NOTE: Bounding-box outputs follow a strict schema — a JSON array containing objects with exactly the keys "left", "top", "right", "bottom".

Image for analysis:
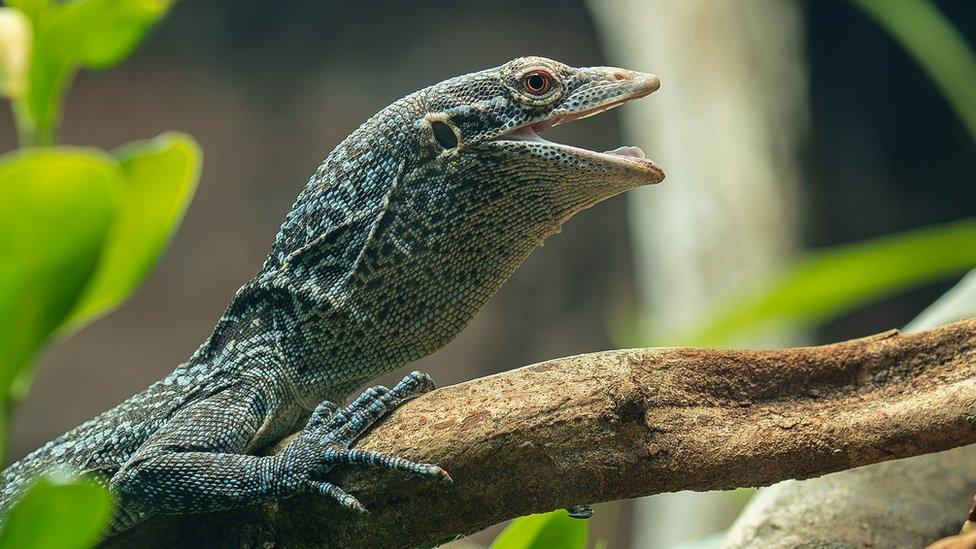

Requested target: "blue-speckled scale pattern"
[{"left": 0, "top": 56, "right": 657, "bottom": 534}]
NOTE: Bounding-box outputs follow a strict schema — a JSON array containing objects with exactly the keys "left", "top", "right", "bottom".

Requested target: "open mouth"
[{"left": 488, "top": 94, "right": 665, "bottom": 183}]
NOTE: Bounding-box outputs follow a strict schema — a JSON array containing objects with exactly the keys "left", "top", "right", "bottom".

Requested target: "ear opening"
[{"left": 425, "top": 113, "right": 461, "bottom": 149}]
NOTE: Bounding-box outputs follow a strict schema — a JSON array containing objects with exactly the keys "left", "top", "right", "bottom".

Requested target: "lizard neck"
[
  {"left": 227, "top": 191, "right": 567, "bottom": 410},
  {"left": 216, "top": 86, "right": 619, "bottom": 405}
]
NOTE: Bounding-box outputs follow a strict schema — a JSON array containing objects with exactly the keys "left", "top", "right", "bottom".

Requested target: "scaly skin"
[{"left": 0, "top": 56, "right": 663, "bottom": 534}]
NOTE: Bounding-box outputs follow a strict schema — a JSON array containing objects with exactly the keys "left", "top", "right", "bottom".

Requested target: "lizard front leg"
[
  {"left": 277, "top": 370, "right": 451, "bottom": 511},
  {"left": 110, "top": 371, "right": 447, "bottom": 530}
]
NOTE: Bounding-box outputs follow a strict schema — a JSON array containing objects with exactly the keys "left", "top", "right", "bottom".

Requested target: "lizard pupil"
[
  {"left": 522, "top": 71, "right": 552, "bottom": 95},
  {"left": 431, "top": 120, "right": 459, "bottom": 149}
]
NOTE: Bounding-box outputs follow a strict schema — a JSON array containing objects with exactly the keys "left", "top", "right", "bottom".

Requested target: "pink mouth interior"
[
  {"left": 498, "top": 98, "right": 655, "bottom": 167},
  {"left": 604, "top": 146, "right": 646, "bottom": 159}
]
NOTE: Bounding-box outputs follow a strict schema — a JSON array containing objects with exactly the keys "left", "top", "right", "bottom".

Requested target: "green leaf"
[
  {"left": 0, "top": 470, "right": 114, "bottom": 549},
  {"left": 0, "top": 8, "right": 32, "bottom": 99},
  {"left": 18, "top": 0, "right": 175, "bottom": 144},
  {"left": 850, "top": 0, "right": 976, "bottom": 144},
  {"left": 675, "top": 218, "right": 976, "bottom": 346},
  {"left": 491, "top": 510, "right": 588, "bottom": 549},
  {"left": 52, "top": 0, "right": 175, "bottom": 70},
  {"left": 3, "top": 0, "right": 54, "bottom": 25},
  {"left": 60, "top": 132, "right": 201, "bottom": 333},
  {"left": 0, "top": 148, "right": 120, "bottom": 401}
]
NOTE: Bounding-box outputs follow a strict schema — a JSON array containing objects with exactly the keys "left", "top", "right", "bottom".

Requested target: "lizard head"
[
  {"left": 419, "top": 56, "right": 664, "bottom": 207},
  {"left": 261, "top": 57, "right": 666, "bottom": 364}
]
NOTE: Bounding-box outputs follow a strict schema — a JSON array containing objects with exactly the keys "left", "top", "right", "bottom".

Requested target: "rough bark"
[
  {"left": 724, "top": 270, "right": 976, "bottom": 548},
  {"left": 105, "top": 318, "right": 976, "bottom": 549}
]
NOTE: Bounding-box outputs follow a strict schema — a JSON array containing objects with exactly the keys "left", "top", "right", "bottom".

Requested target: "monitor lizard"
[{"left": 0, "top": 56, "right": 664, "bottom": 535}]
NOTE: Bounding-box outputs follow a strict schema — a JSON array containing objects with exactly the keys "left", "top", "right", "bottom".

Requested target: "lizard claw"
[
  {"left": 566, "top": 504, "right": 593, "bottom": 519},
  {"left": 281, "top": 371, "right": 448, "bottom": 513}
]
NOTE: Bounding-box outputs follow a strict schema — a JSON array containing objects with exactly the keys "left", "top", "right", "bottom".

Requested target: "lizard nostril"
[{"left": 612, "top": 71, "right": 630, "bottom": 81}]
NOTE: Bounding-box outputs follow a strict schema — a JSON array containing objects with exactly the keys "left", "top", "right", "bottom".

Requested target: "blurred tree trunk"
[{"left": 587, "top": 0, "right": 808, "bottom": 546}]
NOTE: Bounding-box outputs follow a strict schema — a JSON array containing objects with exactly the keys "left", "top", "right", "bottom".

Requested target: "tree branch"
[
  {"left": 105, "top": 319, "right": 976, "bottom": 548},
  {"left": 724, "top": 270, "right": 976, "bottom": 548}
]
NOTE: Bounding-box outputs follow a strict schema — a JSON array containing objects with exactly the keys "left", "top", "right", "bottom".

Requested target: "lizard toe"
[
  {"left": 333, "top": 448, "right": 451, "bottom": 482},
  {"left": 389, "top": 371, "right": 436, "bottom": 400},
  {"left": 308, "top": 480, "right": 368, "bottom": 513}
]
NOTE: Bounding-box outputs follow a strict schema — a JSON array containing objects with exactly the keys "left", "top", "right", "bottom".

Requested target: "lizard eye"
[{"left": 522, "top": 70, "right": 553, "bottom": 95}]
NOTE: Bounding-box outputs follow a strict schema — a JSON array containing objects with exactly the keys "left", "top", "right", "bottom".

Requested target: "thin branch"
[{"left": 105, "top": 319, "right": 976, "bottom": 549}]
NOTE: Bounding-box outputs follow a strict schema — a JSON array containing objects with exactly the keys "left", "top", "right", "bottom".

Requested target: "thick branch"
[
  {"left": 724, "top": 270, "right": 976, "bottom": 548},
  {"left": 107, "top": 319, "right": 976, "bottom": 548}
]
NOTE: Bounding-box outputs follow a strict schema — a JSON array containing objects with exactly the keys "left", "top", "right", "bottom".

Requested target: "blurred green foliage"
[
  {"left": 852, "top": 0, "right": 976, "bottom": 144},
  {"left": 0, "top": 471, "right": 113, "bottom": 549},
  {"left": 58, "top": 133, "right": 200, "bottom": 336},
  {"left": 670, "top": 218, "right": 976, "bottom": 347},
  {"left": 491, "top": 510, "right": 588, "bottom": 549},
  {"left": 3, "top": 133, "right": 201, "bottom": 406},
  {"left": 0, "top": 148, "right": 119, "bottom": 411},
  {"left": 4, "top": 0, "right": 175, "bottom": 145},
  {"left": 0, "top": 0, "right": 190, "bottom": 545}
]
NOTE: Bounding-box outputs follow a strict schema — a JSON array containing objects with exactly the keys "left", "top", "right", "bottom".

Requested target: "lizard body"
[{"left": 0, "top": 57, "right": 663, "bottom": 534}]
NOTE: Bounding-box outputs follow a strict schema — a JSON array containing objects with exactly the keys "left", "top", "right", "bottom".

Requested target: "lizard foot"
[{"left": 281, "top": 371, "right": 449, "bottom": 512}]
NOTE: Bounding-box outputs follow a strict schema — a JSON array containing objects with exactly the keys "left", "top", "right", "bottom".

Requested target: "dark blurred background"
[
  {"left": 2, "top": 1, "right": 974, "bottom": 547},
  {"left": 807, "top": 0, "right": 976, "bottom": 339}
]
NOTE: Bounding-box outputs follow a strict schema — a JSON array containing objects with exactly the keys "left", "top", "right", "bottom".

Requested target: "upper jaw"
[
  {"left": 488, "top": 68, "right": 665, "bottom": 184},
  {"left": 543, "top": 69, "right": 660, "bottom": 128}
]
